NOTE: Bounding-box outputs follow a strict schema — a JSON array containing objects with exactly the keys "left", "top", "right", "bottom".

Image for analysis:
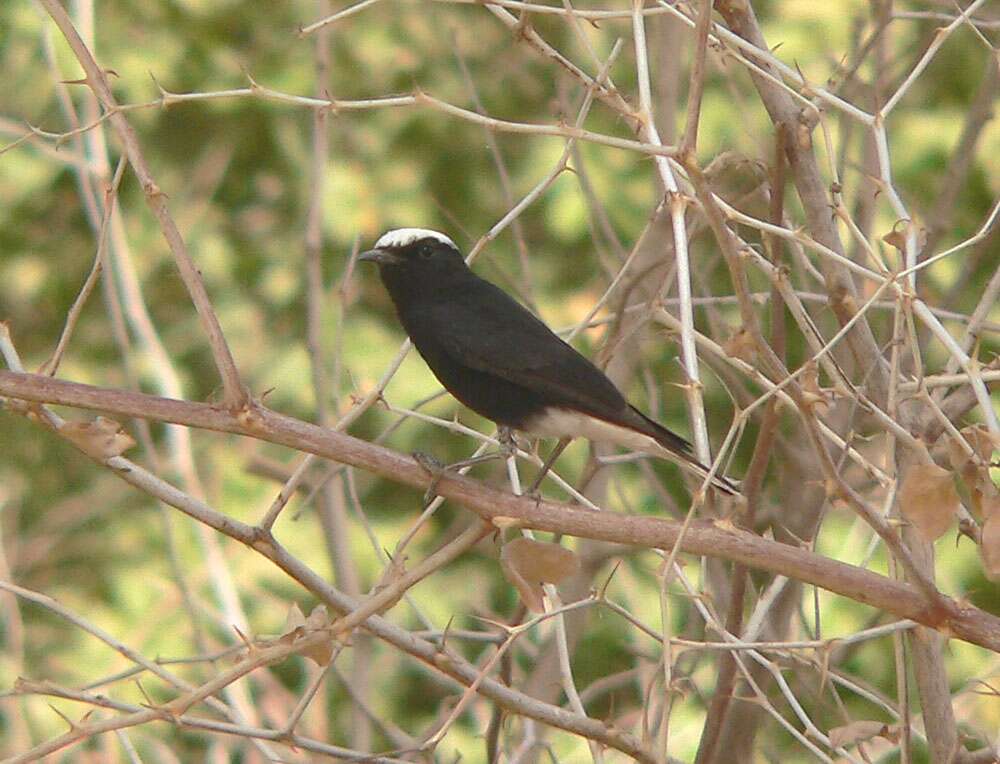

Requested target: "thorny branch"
[{"left": 3, "top": 0, "right": 999, "bottom": 761}]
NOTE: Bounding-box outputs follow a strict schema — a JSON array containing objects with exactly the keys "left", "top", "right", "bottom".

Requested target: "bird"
[{"left": 360, "top": 227, "right": 738, "bottom": 496}]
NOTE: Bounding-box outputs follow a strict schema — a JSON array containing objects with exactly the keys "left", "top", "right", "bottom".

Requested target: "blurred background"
[{"left": 1, "top": 0, "right": 998, "bottom": 761}]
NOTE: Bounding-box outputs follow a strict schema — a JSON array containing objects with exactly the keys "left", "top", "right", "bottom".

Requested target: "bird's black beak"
[{"left": 359, "top": 248, "right": 402, "bottom": 265}]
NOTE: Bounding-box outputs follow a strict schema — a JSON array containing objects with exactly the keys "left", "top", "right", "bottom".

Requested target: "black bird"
[{"left": 360, "top": 228, "right": 737, "bottom": 495}]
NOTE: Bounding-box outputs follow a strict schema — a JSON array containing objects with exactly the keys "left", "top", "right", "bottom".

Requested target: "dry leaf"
[
  {"left": 491, "top": 516, "right": 524, "bottom": 531},
  {"left": 59, "top": 417, "right": 136, "bottom": 459},
  {"left": 298, "top": 605, "right": 335, "bottom": 666},
  {"left": 279, "top": 603, "right": 306, "bottom": 644},
  {"left": 947, "top": 434, "right": 971, "bottom": 474},
  {"left": 300, "top": 639, "right": 334, "bottom": 667},
  {"left": 800, "top": 360, "right": 830, "bottom": 415},
  {"left": 500, "top": 538, "right": 580, "bottom": 612},
  {"left": 948, "top": 425, "right": 999, "bottom": 518},
  {"left": 723, "top": 326, "right": 756, "bottom": 364},
  {"left": 949, "top": 425, "right": 999, "bottom": 493},
  {"left": 882, "top": 219, "right": 916, "bottom": 254},
  {"left": 960, "top": 424, "right": 998, "bottom": 463},
  {"left": 304, "top": 604, "right": 329, "bottom": 630},
  {"left": 980, "top": 490, "right": 1000, "bottom": 520},
  {"left": 828, "top": 720, "right": 891, "bottom": 748},
  {"left": 881, "top": 227, "right": 906, "bottom": 252},
  {"left": 970, "top": 481, "right": 1000, "bottom": 520},
  {"left": 980, "top": 511, "right": 1000, "bottom": 582},
  {"left": 899, "top": 463, "right": 960, "bottom": 542},
  {"left": 279, "top": 603, "right": 334, "bottom": 664}
]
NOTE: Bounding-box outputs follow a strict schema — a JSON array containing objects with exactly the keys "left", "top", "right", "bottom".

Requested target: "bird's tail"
[{"left": 628, "top": 406, "right": 740, "bottom": 496}]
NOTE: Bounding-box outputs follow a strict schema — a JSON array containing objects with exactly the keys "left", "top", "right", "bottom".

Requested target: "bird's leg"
[
  {"left": 412, "top": 451, "right": 449, "bottom": 504},
  {"left": 526, "top": 437, "right": 571, "bottom": 496},
  {"left": 412, "top": 450, "right": 504, "bottom": 504},
  {"left": 497, "top": 425, "right": 524, "bottom": 496},
  {"left": 496, "top": 425, "right": 518, "bottom": 459},
  {"left": 413, "top": 428, "right": 521, "bottom": 503}
]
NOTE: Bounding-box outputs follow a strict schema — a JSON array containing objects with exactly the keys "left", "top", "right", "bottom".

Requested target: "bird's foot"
[
  {"left": 413, "top": 448, "right": 510, "bottom": 504},
  {"left": 496, "top": 425, "right": 518, "bottom": 459},
  {"left": 524, "top": 487, "right": 545, "bottom": 509},
  {"left": 413, "top": 451, "right": 448, "bottom": 504},
  {"left": 412, "top": 451, "right": 446, "bottom": 474}
]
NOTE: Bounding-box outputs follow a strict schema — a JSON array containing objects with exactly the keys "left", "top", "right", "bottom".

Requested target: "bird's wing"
[{"left": 422, "top": 278, "right": 627, "bottom": 417}]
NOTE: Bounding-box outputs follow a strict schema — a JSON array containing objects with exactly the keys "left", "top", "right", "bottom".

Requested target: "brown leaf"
[
  {"left": 304, "top": 604, "right": 329, "bottom": 630},
  {"left": 279, "top": 604, "right": 334, "bottom": 664},
  {"left": 828, "top": 720, "right": 891, "bottom": 748},
  {"left": 500, "top": 538, "right": 580, "bottom": 612},
  {"left": 799, "top": 360, "right": 830, "bottom": 415},
  {"left": 59, "top": 417, "right": 136, "bottom": 459},
  {"left": 948, "top": 426, "right": 999, "bottom": 518},
  {"left": 980, "top": 511, "right": 1000, "bottom": 582},
  {"left": 881, "top": 228, "right": 906, "bottom": 252},
  {"left": 283, "top": 602, "right": 305, "bottom": 630},
  {"left": 947, "top": 435, "right": 970, "bottom": 474},
  {"left": 723, "top": 326, "right": 756, "bottom": 364},
  {"left": 961, "top": 425, "right": 998, "bottom": 463},
  {"left": 970, "top": 481, "right": 1000, "bottom": 520},
  {"left": 491, "top": 516, "right": 525, "bottom": 531},
  {"left": 300, "top": 636, "right": 335, "bottom": 667},
  {"left": 881, "top": 219, "right": 914, "bottom": 254},
  {"left": 279, "top": 603, "right": 306, "bottom": 644},
  {"left": 981, "top": 491, "right": 1000, "bottom": 520},
  {"left": 900, "top": 463, "right": 960, "bottom": 542},
  {"left": 948, "top": 426, "right": 999, "bottom": 492}
]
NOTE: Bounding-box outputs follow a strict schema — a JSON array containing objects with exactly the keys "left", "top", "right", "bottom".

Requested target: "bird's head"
[{"left": 359, "top": 228, "right": 464, "bottom": 272}]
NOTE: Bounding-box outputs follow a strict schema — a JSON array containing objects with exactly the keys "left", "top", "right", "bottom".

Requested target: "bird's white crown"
[{"left": 374, "top": 228, "right": 456, "bottom": 250}]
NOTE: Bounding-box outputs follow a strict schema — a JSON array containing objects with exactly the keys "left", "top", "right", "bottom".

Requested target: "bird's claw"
[
  {"left": 496, "top": 425, "right": 519, "bottom": 459},
  {"left": 413, "top": 450, "right": 445, "bottom": 475},
  {"left": 413, "top": 451, "right": 447, "bottom": 504}
]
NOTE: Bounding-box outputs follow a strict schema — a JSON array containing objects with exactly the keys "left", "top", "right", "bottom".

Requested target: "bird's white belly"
[
  {"left": 521, "top": 407, "right": 739, "bottom": 495},
  {"left": 522, "top": 407, "right": 661, "bottom": 453}
]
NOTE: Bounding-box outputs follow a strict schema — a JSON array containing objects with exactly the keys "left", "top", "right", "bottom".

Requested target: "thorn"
[
  {"left": 233, "top": 624, "right": 255, "bottom": 653},
  {"left": 149, "top": 72, "right": 170, "bottom": 103},
  {"left": 440, "top": 614, "right": 455, "bottom": 651},
  {"left": 322, "top": 88, "right": 338, "bottom": 113},
  {"left": 134, "top": 679, "right": 155, "bottom": 709},
  {"left": 47, "top": 703, "right": 77, "bottom": 732},
  {"left": 242, "top": 67, "right": 261, "bottom": 89},
  {"left": 466, "top": 613, "right": 514, "bottom": 636},
  {"left": 597, "top": 560, "right": 622, "bottom": 600}
]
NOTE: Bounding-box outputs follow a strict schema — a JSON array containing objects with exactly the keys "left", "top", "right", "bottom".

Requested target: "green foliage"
[{"left": 1, "top": 0, "right": 998, "bottom": 761}]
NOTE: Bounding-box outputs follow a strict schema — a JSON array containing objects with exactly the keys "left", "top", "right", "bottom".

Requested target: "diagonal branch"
[{"left": 2, "top": 369, "right": 999, "bottom": 653}]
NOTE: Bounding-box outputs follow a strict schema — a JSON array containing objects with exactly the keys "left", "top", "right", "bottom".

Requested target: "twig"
[
  {"left": 632, "top": 0, "right": 711, "bottom": 462},
  {"left": 38, "top": 154, "right": 128, "bottom": 377},
  {"left": 679, "top": 0, "right": 713, "bottom": 156}
]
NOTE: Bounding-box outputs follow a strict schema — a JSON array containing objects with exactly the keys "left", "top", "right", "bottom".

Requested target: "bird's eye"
[{"left": 419, "top": 244, "right": 434, "bottom": 259}]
